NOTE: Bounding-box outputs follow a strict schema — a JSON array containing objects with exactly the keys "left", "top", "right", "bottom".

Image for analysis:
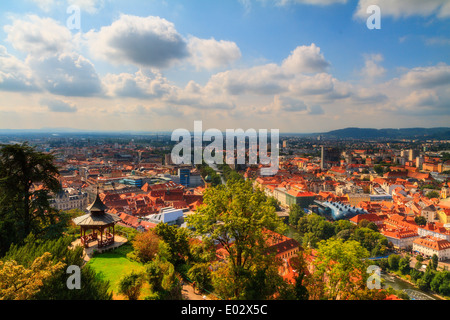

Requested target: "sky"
[{"left": 0, "top": 0, "right": 449, "bottom": 133}]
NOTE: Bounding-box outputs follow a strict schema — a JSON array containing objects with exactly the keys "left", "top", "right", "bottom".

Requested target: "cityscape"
[{"left": 0, "top": 0, "right": 450, "bottom": 313}]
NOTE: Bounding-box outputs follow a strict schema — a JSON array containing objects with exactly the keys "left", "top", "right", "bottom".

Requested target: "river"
[
  {"left": 381, "top": 273, "right": 440, "bottom": 300},
  {"left": 283, "top": 226, "right": 440, "bottom": 300}
]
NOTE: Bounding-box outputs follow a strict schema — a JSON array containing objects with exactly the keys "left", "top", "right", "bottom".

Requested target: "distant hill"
[{"left": 322, "top": 127, "right": 450, "bottom": 140}]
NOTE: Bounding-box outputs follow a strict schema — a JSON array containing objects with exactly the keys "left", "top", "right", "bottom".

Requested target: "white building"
[
  {"left": 50, "top": 188, "right": 88, "bottom": 212},
  {"left": 418, "top": 223, "right": 450, "bottom": 241},
  {"left": 413, "top": 236, "right": 450, "bottom": 261},
  {"left": 145, "top": 207, "right": 184, "bottom": 226}
]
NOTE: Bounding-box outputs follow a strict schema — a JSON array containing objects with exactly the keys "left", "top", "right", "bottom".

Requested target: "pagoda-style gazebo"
[{"left": 73, "top": 192, "right": 121, "bottom": 249}]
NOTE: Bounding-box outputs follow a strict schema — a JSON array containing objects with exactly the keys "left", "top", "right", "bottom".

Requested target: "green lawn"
[{"left": 87, "top": 243, "right": 149, "bottom": 299}]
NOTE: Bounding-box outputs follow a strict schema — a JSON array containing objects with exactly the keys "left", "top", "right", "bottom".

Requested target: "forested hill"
[{"left": 322, "top": 127, "right": 450, "bottom": 140}]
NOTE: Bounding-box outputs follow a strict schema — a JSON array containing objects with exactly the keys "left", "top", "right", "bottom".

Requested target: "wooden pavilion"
[{"left": 73, "top": 191, "right": 122, "bottom": 248}]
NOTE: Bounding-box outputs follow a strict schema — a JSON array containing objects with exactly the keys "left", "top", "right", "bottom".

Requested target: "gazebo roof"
[
  {"left": 73, "top": 190, "right": 121, "bottom": 227},
  {"left": 73, "top": 212, "right": 121, "bottom": 226},
  {"left": 87, "top": 193, "right": 109, "bottom": 213}
]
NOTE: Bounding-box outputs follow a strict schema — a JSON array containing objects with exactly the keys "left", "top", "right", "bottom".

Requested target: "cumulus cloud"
[
  {"left": 103, "top": 69, "right": 174, "bottom": 98},
  {"left": 0, "top": 46, "right": 38, "bottom": 92},
  {"left": 398, "top": 64, "right": 450, "bottom": 89},
  {"left": 187, "top": 36, "right": 241, "bottom": 70},
  {"left": 207, "top": 63, "right": 289, "bottom": 96},
  {"left": 282, "top": 43, "right": 330, "bottom": 74},
  {"left": 360, "top": 54, "right": 386, "bottom": 80},
  {"left": 274, "top": 95, "right": 308, "bottom": 112},
  {"left": 261, "top": 95, "right": 325, "bottom": 115},
  {"left": 354, "top": 0, "right": 450, "bottom": 19},
  {"left": 30, "top": 0, "right": 59, "bottom": 12},
  {"left": 165, "top": 80, "right": 236, "bottom": 111},
  {"left": 28, "top": 52, "right": 103, "bottom": 97},
  {"left": 2, "top": 15, "right": 104, "bottom": 97},
  {"left": 4, "top": 15, "right": 73, "bottom": 56},
  {"left": 204, "top": 43, "right": 333, "bottom": 98},
  {"left": 86, "top": 15, "right": 189, "bottom": 69},
  {"left": 40, "top": 97, "right": 78, "bottom": 112},
  {"left": 288, "top": 73, "right": 335, "bottom": 95}
]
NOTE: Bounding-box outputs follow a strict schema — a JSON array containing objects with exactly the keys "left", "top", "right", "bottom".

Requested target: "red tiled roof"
[{"left": 413, "top": 236, "right": 450, "bottom": 251}]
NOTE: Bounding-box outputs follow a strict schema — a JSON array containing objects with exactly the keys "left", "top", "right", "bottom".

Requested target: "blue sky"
[{"left": 0, "top": 0, "right": 449, "bottom": 132}]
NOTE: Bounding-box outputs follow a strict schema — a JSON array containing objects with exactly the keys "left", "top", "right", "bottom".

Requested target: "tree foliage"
[
  {"left": 186, "top": 179, "right": 286, "bottom": 299},
  {"left": 0, "top": 143, "right": 64, "bottom": 255},
  {"left": 145, "top": 256, "right": 182, "bottom": 300},
  {"left": 0, "top": 252, "right": 65, "bottom": 300},
  {"left": 307, "top": 238, "right": 372, "bottom": 300},
  {"left": 118, "top": 271, "right": 143, "bottom": 300},
  {"left": 130, "top": 229, "right": 162, "bottom": 263},
  {"left": 2, "top": 234, "right": 112, "bottom": 300},
  {"left": 154, "top": 223, "right": 191, "bottom": 266}
]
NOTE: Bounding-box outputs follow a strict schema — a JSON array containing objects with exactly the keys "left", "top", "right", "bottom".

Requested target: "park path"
[{"left": 181, "top": 282, "right": 211, "bottom": 300}]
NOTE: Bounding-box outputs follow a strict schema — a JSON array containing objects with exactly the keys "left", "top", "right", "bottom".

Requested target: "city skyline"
[{"left": 0, "top": 0, "right": 449, "bottom": 132}]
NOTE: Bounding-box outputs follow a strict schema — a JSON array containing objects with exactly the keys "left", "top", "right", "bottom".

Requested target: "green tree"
[
  {"left": 415, "top": 260, "right": 423, "bottom": 271},
  {"left": 130, "top": 229, "right": 161, "bottom": 263},
  {"left": 426, "top": 191, "right": 440, "bottom": 199},
  {"left": 288, "top": 204, "right": 304, "bottom": 226},
  {"left": 410, "top": 268, "right": 422, "bottom": 283},
  {"left": 290, "top": 255, "right": 309, "bottom": 300},
  {"left": 187, "top": 263, "right": 212, "bottom": 293},
  {"left": 399, "top": 255, "right": 411, "bottom": 275},
  {"left": 155, "top": 223, "right": 191, "bottom": 265},
  {"left": 118, "top": 271, "right": 143, "bottom": 300},
  {"left": 350, "top": 227, "right": 388, "bottom": 257},
  {"left": 388, "top": 254, "right": 401, "bottom": 271},
  {"left": 297, "top": 214, "right": 335, "bottom": 248},
  {"left": 414, "top": 216, "right": 427, "bottom": 226},
  {"left": 186, "top": 179, "right": 286, "bottom": 299},
  {"left": 309, "top": 239, "right": 370, "bottom": 300},
  {"left": 2, "top": 234, "right": 112, "bottom": 300},
  {"left": 0, "top": 143, "right": 63, "bottom": 255},
  {"left": 430, "top": 271, "right": 450, "bottom": 296},
  {"left": 374, "top": 165, "right": 384, "bottom": 175},
  {"left": 0, "top": 252, "right": 65, "bottom": 300},
  {"left": 145, "top": 256, "right": 182, "bottom": 300},
  {"left": 431, "top": 254, "right": 439, "bottom": 270}
]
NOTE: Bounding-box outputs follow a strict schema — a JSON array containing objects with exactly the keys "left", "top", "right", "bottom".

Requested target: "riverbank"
[{"left": 384, "top": 271, "right": 445, "bottom": 300}]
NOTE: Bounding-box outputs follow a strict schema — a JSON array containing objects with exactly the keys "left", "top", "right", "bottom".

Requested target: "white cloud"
[
  {"left": 85, "top": 15, "right": 189, "bottom": 69},
  {"left": 28, "top": 52, "right": 103, "bottom": 96},
  {"left": 40, "top": 97, "right": 78, "bottom": 112},
  {"left": 400, "top": 90, "right": 439, "bottom": 109},
  {"left": 0, "top": 46, "right": 37, "bottom": 92},
  {"left": 102, "top": 69, "right": 174, "bottom": 98},
  {"left": 274, "top": 95, "right": 308, "bottom": 112},
  {"left": 67, "top": 0, "right": 104, "bottom": 14},
  {"left": 207, "top": 63, "right": 289, "bottom": 96},
  {"left": 360, "top": 54, "right": 386, "bottom": 80},
  {"left": 288, "top": 73, "right": 335, "bottom": 95},
  {"left": 4, "top": 15, "right": 73, "bottom": 56},
  {"left": 282, "top": 43, "right": 330, "bottom": 74},
  {"left": 187, "top": 36, "right": 241, "bottom": 70},
  {"left": 205, "top": 43, "right": 331, "bottom": 97},
  {"left": 30, "top": 0, "right": 59, "bottom": 12},
  {"left": 354, "top": 0, "right": 450, "bottom": 20},
  {"left": 398, "top": 64, "right": 450, "bottom": 88}
]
